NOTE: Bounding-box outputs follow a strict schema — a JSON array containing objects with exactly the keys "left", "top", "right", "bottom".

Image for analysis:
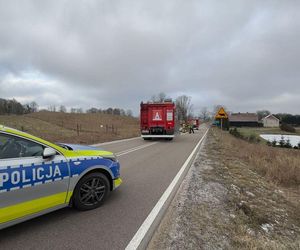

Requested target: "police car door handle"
[{"left": 74, "top": 161, "right": 81, "bottom": 166}]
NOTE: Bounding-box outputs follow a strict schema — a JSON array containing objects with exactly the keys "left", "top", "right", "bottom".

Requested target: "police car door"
[{"left": 0, "top": 132, "right": 70, "bottom": 226}]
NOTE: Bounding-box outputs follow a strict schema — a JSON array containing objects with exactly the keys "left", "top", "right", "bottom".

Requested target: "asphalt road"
[{"left": 0, "top": 126, "right": 207, "bottom": 250}]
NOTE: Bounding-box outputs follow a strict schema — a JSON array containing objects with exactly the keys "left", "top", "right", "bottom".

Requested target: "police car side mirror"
[{"left": 43, "top": 147, "right": 56, "bottom": 159}]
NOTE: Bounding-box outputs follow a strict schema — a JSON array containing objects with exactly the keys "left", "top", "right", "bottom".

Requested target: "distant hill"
[{"left": 0, "top": 111, "right": 139, "bottom": 144}]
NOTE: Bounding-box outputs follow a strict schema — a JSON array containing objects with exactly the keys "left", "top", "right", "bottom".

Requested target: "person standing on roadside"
[{"left": 189, "top": 123, "right": 194, "bottom": 134}]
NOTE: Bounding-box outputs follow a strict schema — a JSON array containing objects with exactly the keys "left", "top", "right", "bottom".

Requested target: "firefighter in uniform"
[{"left": 189, "top": 122, "right": 194, "bottom": 134}]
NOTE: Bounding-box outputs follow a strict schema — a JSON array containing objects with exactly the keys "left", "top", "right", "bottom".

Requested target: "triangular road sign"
[
  {"left": 215, "top": 107, "right": 228, "bottom": 119},
  {"left": 153, "top": 111, "right": 162, "bottom": 121}
]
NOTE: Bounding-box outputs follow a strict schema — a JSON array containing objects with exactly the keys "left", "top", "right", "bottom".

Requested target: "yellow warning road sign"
[{"left": 215, "top": 107, "right": 228, "bottom": 119}]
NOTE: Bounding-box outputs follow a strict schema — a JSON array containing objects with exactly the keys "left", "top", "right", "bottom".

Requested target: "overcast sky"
[{"left": 0, "top": 0, "right": 299, "bottom": 115}]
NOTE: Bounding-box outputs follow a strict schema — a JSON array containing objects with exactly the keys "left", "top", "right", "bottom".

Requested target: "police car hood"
[
  {"left": 58, "top": 143, "right": 102, "bottom": 151},
  {"left": 57, "top": 143, "right": 114, "bottom": 157}
]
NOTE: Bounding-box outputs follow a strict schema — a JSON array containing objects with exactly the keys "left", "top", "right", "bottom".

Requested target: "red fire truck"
[{"left": 140, "top": 100, "right": 175, "bottom": 140}]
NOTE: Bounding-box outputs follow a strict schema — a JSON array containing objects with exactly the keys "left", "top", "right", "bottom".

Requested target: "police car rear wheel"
[{"left": 73, "top": 173, "right": 110, "bottom": 211}]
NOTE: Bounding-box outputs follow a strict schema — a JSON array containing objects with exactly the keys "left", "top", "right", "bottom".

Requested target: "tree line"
[
  {"left": 0, "top": 98, "right": 38, "bottom": 115},
  {"left": 86, "top": 107, "right": 133, "bottom": 117},
  {"left": 275, "top": 113, "right": 300, "bottom": 126},
  {"left": 256, "top": 110, "right": 300, "bottom": 126},
  {"left": 0, "top": 98, "right": 133, "bottom": 117}
]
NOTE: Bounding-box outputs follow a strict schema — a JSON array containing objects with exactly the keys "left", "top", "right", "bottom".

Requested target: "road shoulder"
[{"left": 148, "top": 128, "right": 300, "bottom": 249}]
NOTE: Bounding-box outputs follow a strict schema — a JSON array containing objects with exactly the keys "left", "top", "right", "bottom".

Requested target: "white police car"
[{"left": 0, "top": 125, "right": 122, "bottom": 230}]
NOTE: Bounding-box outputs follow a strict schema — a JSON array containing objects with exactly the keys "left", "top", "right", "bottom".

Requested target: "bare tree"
[
  {"left": 126, "top": 109, "right": 133, "bottom": 117},
  {"left": 29, "top": 101, "right": 38, "bottom": 112},
  {"left": 48, "top": 105, "right": 56, "bottom": 112},
  {"left": 59, "top": 105, "right": 67, "bottom": 113},
  {"left": 113, "top": 108, "right": 121, "bottom": 115},
  {"left": 176, "top": 95, "right": 193, "bottom": 122},
  {"left": 86, "top": 107, "right": 98, "bottom": 113},
  {"left": 200, "top": 107, "right": 209, "bottom": 121},
  {"left": 120, "top": 109, "right": 126, "bottom": 116},
  {"left": 76, "top": 108, "right": 83, "bottom": 113},
  {"left": 151, "top": 92, "right": 167, "bottom": 102},
  {"left": 257, "top": 110, "right": 271, "bottom": 120}
]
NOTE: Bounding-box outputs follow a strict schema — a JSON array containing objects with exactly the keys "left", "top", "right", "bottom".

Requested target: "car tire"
[{"left": 73, "top": 172, "right": 110, "bottom": 211}]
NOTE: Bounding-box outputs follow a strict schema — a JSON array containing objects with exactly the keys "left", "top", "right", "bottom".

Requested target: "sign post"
[
  {"left": 215, "top": 107, "right": 228, "bottom": 130},
  {"left": 221, "top": 118, "right": 223, "bottom": 130}
]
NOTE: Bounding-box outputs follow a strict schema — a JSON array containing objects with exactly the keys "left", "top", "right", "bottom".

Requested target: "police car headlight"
[{"left": 103, "top": 154, "right": 118, "bottom": 162}]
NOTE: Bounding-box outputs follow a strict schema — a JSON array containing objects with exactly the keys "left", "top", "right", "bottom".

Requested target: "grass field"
[{"left": 0, "top": 111, "right": 139, "bottom": 144}]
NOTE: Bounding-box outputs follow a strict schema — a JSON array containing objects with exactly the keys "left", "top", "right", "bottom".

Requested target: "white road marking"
[
  {"left": 125, "top": 128, "right": 209, "bottom": 250},
  {"left": 91, "top": 137, "right": 140, "bottom": 147},
  {"left": 116, "top": 142, "right": 158, "bottom": 157}
]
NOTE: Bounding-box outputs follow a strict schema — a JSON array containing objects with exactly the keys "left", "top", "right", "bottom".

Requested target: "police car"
[{"left": 0, "top": 125, "right": 122, "bottom": 230}]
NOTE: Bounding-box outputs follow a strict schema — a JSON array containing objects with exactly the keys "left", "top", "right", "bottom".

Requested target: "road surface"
[{"left": 0, "top": 125, "right": 207, "bottom": 250}]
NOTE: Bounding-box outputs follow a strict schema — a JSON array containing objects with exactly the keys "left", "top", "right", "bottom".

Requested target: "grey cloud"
[{"left": 0, "top": 0, "right": 299, "bottom": 114}]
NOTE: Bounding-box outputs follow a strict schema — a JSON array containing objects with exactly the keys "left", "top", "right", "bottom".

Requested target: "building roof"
[
  {"left": 229, "top": 113, "right": 258, "bottom": 122},
  {"left": 262, "top": 114, "right": 280, "bottom": 121}
]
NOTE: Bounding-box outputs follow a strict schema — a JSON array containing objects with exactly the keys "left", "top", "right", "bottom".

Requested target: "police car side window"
[{"left": 0, "top": 134, "right": 45, "bottom": 159}]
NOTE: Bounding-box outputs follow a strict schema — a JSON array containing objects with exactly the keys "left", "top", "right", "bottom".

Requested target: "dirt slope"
[{"left": 0, "top": 111, "right": 139, "bottom": 144}]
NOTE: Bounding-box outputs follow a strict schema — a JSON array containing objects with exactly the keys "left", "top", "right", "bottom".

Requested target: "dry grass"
[
  {"left": 211, "top": 128, "right": 300, "bottom": 249},
  {"left": 220, "top": 128, "right": 300, "bottom": 187},
  {"left": 149, "top": 128, "right": 300, "bottom": 249},
  {"left": 0, "top": 112, "right": 139, "bottom": 144}
]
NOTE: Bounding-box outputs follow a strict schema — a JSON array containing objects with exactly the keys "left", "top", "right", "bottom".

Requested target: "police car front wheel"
[{"left": 73, "top": 172, "right": 110, "bottom": 211}]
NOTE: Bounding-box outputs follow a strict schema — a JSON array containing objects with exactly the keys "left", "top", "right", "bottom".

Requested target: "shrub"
[
  {"left": 248, "top": 134, "right": 256, "bottom": 143},
  {"left": 280, "top": 123, "right": 296, "bottom": 133},
  {"left": 279, "top": 136, "right": 286, "bottom": 147},
  {"left": 284, "top": 139, "right": 292, "bottom": 148},
  {"left": 271, "top": 139, "right": 277, "bottom": 147},
  {"left": 230, "top": 128, "right": 241, "bottom": 138},
  {"left": 229, "top": 128, "right": 261, "bottom": 144}
]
